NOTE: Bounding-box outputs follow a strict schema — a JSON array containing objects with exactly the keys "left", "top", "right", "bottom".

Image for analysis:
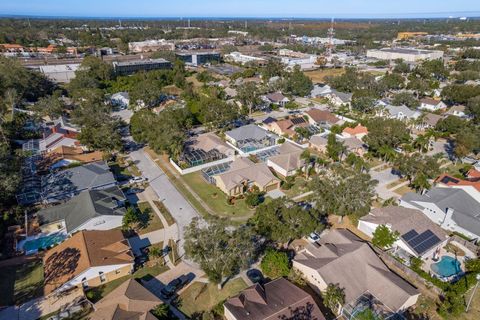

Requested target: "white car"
[
  {"left": 307, "top": 232, "right": 320, "bottom": 243},
  {"left": 129, "top": 176, "right": 147, "bottom": 184}
]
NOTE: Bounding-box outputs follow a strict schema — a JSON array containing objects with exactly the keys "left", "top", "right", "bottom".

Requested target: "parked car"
[
  {"left": 160, "top": 273, "right": 195, "bottom": 298},
  {"left": 129, "top": 176, "right": 147, "bottom": 184},
  {"left": 307, "top": 232, "right": 320, "bottom": 243},
  {"left": 126, "top": 187, "right": 143, "bottom": 195}
]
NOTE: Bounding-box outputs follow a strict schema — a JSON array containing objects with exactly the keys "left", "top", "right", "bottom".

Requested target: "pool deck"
[
  {"left": 17, "top": 230, "right": 67, "bottom": 254},
  {"left": 422, "top": 247, "right": 468, "bottom": 281}
]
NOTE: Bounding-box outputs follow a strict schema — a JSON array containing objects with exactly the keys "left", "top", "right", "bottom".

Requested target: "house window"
[
  {"left": 81, "top": 277, "right": 88, "bottom": 289},
  {"left": 99, "top": 271, "right": 106, "bottom": 283}
]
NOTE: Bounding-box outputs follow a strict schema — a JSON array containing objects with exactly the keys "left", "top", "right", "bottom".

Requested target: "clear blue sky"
[{"left": 1, "top": 0, "right": 479, "bottom": 18}]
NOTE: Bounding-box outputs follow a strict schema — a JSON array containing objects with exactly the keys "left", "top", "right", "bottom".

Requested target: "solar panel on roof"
[
  {"left": 405, "top": 230, "right": 441, "bottom": 255},
  {"left": 441, "top": 176, "right": 459, "bottom": 184},
  {"left": 291, "top": 117, "right": 307, "bottom": 125},
  {"left": 401, "top": 230, "right": 418, "bottom": 242}
]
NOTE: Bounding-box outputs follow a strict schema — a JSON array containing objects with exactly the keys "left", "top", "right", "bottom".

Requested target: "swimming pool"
[
  {"left": 431, "top": 256, "right": 462, "bottom": 277},
  {"left": 22, "top": 232, "right": 67, "bottom": 254}
]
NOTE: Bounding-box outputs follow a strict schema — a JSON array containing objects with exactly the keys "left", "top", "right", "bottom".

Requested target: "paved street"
[{"left": 129, "top": 148, "right": 200, "bottom": 258}]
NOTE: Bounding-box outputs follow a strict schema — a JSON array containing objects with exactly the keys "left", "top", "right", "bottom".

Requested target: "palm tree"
[
  {"left": 322, "top": 283, "right": 346, "bottom": 314},
  {"left": 300, "top": 150, "right": 315, "bottom": 179},
  {"left": 414, "top": 135, "right": 429, "bottom": 153}
]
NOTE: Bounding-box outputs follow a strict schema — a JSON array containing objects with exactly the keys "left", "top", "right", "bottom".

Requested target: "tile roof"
[
  {"left": 37, "top": 186, "right": 126, "bottom": 233},
  {"left": 90, "top": 279, "right": 161, "bottom": 320},
  {"left": 435, "top": 174, "right": 480, "bottom": 192},
  {"left": 342, "top": 124, "right": 368, "bottom": 136},
  {"left": 294, "top": 229, "right": 418, "bottom": 311},
  {"left": 43, "top": 230, "right": 133, "bottom": 294},
  {"left": 224, "top": 278, "right": 325, "bottom": 320}
]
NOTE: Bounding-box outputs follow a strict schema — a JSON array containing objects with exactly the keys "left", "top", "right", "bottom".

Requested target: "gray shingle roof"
[
  {"left": 41, "top": 161, "right": 116, "bottom": 202},
  {"left": 37, "top": 186, "right": 126, "bottom": 233},
  {"left": 401, "top": 188, "right": 480, "bottom": 237},
  {"left": 225, "top": 124, "right": 276, "bottom": 142}
]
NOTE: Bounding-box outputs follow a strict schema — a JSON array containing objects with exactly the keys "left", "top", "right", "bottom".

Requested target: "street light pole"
[{"left": 466, "top": 274, "right": 480, "bottom": 312}]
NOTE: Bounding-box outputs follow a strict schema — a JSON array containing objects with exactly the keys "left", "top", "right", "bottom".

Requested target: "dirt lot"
[{"left": 304, "top": 68, "right": 345, "bottom": 83}]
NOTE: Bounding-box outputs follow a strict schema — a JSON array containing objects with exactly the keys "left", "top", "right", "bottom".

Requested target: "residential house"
[
  {"left": 264, "top": 116, "right": 310, "bottom": 138},
  {"left": 224, "top": 277, "right": 325, "bottom": 320},
  {"left": 435, "top": 172, "right": 480, "bottom": 192},
  {"left": 341, "top": 124, "right": 368, "bottom": 140},
  {"left": 267, "top": 142, "right": 306, "bottom": 177},
  {"left": 182, "top": 132, "right": 235, "bottom": 167},
  {"left": 310, "top": 84, "right": 332, "bottom": 98},
  {"left": 264, "top": 92, "right": 290, "bottom": 107},
  {"left": 309, "top": 135, "right": 328, "bottom": 153},
  {"left": 224, "top": 87, "right": 238, "bottom": 99},
  {"left": 41, "top": 161, "right": 117, "bottom": 203},
  {"left": 377, "top": 104, "right": 421, "bottom": 121},
  {"left": 358, "top": 206, "right": 448, "bottom": 259},
  {"left": 340, "top": 137, "right": 368, "bottom": 157},
  {"left": 90, "top": 279, "right": 161, "bottom": 320},
  {"left": 419, "top": 113, "right": 443, "bottom": 130},
  {"left": 22, "top": 117, "right": 81, "bottom": 155},
  {"left": 418, "top": 98, "right": 447, "bottom": 112},
  {"left": 446, "top": 105, "right": 467, "bottom": 118},
  {"left": 225, "top": 125, "right": 278, "bottom": 153},
  {"left": 43, "top": 230, "right": 134, "bottom": 294},
  {"left": 36, "top": 186, "right": 126, "bottom": 235},
  {"left": 324, "top": 89, "right": 352, "bottom": 107},
  {"left": 38, "top": 146, "right": 104, "bottom": 171},
  {"left": 305, "top": 109, "right": 342, "bottom": 128},
  {"left": 213, "top": 158, "right": 280, "bottom": 196},
  {"left": 400, "top": 187, "right": 480, "bottom": 240},
  {"left": 293, "top": 229, "right": 419, "bottom": 315},
  {"left": 110, "top": 92, "right": 130, "bottom": 109}
]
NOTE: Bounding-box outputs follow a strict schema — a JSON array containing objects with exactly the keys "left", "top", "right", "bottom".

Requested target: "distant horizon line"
[{"left": 1, "top": 11, "right": 480, "bottom": 20}]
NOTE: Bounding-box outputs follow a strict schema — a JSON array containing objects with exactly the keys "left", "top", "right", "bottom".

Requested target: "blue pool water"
[
  {"left": 23, "top": 232, "right": 67, "bottom": 253},
  {"left": 431, "top": 256, "right": 462, "bottom": 277}
]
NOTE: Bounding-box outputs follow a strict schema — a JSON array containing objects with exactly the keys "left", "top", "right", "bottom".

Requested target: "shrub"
[{"left": 261, "top": 249, "right": 291, "bottom": 279}]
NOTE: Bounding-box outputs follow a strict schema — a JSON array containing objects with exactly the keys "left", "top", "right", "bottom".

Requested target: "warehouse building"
[{"left": 366, "top": 48, "right": 443, "bottom": 62}]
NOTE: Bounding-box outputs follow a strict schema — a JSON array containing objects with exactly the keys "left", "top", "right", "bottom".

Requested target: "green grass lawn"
[
  {"left": 86, "top": 262, "right": 169, "bottom": 303},
  {"left": 182, "top": 172, "right": 254, "bottom": 218},
  {"left": 0, "top": 260, "right": 44, "bottom": 306},
  {"left": 153, "top": 200, "right": 176, "bottom": 226},
  {"left": 394, "top": 185, "right": 414, "bottom": 196},
  {"left": 137, "top": 202, "right": 164, "bottom": 235},
  {"left": 282, "top": 176, "right": 309, "bottom": 198},
  {"left": 178, "top": 278, "right": 248, "bottom": 316}
]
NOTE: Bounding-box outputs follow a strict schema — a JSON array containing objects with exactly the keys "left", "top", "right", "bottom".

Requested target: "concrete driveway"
[
  {"left": 128, "top": 148, "right": 200, "bottom": 258},
  {"left": 370, "top": 167, "right": 401, "bottom": 200}
]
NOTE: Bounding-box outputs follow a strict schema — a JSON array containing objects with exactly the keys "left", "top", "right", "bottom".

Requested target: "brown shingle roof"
[
  {"left": 306, "top": 109, "right": 340, "bottom": 125},
  {"left": 294, "top": 229, "right": 418, "bottom": 312},
  {"left": 90, "top": 279, "right": 161, "bottom": 320},
  {"left": 224, "top": 278, "right": 325, "bottom": 320},
  {"left": 43, "top": 230, "right": 134, "bottom": 294}
]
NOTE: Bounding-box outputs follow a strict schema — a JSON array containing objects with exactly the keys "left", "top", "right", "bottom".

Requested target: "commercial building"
[
  {"left": 366, "top": 48, "right": 444, "bottom": 62},
  {"left": 112, "top": 58, "right": 172, "bottom": 75},
  {"left": 33, "top": 64, "right": 80, "bottom": 83},
  {"left": 128, "top": 39, "right": 174, "bottom": 53},
  {"left": 176, "top": 51, "right": 221, "bottom": 66},
  {"left": 224, "top": 51, "right": 266, "bottom": 65}
]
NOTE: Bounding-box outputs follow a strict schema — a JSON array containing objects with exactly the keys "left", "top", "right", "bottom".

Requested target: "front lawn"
[
  {"left": 86, "top": 262, "right": 169, "bottom": 303},
  {"left": 282, "top": 176, "right": 309, "bottom": 198},
  {"left": 153, "top": 200, "right": 175, "bottom": 226},
  {"left": 182, "top": 172, "right": 253, "bottom": 218},
  {"left": 394, "top": 185, "right": 414, "bottom": 196},
  {"left": 178, "top": 278, "right": 248, "bottom": 316},
  {"left": 0, "top": 260, "right": 44, "bottom": 306},
  {"left": 137, "top": 202, "right": 164, "bottom": 235}
]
